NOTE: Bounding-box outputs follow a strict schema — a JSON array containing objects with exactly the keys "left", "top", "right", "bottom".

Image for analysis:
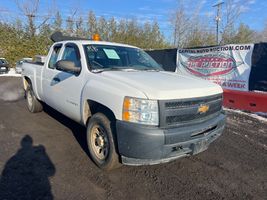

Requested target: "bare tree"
[
  {"left": 65, "top": 9, "right": 77, "bottom": 36},
  {"left": 170, "top": 0, "right": 256, "bottom": 47},
  {"left": 87, "top": 11, "right": 97, "bottom": 38},
  {"left": 52, "top": 11, "right": 62, "bottom": 32},
  {"left": 220, "top": 0, "right": 251, "bottom": 44},
  {"left": 75, "top": 16, "right": 86, "bottom": 37},
  {"left": 14, "top": 0, "right": 54, "bottom": 37},
  {"left": 262, "top": 23, "right": 267, "bottom": 42},
  {"left": 108, "top": 17, "right": 117, "bottom": 40},
  {"left": 170, "top": 1, "right": 189, "bottom": 47},
  {"left": 170, "top": 0, "right": 204, "bottom": 48},
  {"left": 258, "top": 22, "right": 267, "bottom": 42},
  {"left": 66, "top": 17, "right": 74, "bottom": 35},
  {"left": 97, "top": 16, "right": 108, "bottom": 40}
]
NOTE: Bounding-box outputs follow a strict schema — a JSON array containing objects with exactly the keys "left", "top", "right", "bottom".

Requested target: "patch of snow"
[
  {"left": 256, "top": 112, "right": 267, "bottom": 118},
  {"left": 224, "top": 108, "right": 267, "bottom": 123},
  {"left": 253, "top": 90, "right": 267, "bottom": 94},
  {"left": 0, "top": 68, "right": 21, "bottom": 77},
  {"left": 0, "top": 74, "right": 24, "bottom": 101}
]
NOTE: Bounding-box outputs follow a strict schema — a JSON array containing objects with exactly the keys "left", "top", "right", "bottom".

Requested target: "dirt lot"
[{"left": 0, "top": 77, "right": 266, "bottom": 200}]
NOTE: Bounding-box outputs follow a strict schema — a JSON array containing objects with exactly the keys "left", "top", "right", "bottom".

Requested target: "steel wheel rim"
[{"left": 90, "top": 125, "right": 109, "bottom": 160}]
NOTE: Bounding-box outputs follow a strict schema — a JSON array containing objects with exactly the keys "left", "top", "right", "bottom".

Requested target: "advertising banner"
[{"left": 177, "top": 44, "right": 254, "bottom": 91}]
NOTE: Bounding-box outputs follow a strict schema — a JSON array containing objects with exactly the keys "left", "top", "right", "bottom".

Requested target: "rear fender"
[{"left": 22, "top": 75, "right": 40, "bottom": 100}]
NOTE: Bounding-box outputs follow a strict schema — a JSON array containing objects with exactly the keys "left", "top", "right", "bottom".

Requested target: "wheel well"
[
  {"left": 83, "top": 100, "right": 116, "bottom": 125},
  {"left": 23, "top": 76, "right": 32, "bottom": 90}
]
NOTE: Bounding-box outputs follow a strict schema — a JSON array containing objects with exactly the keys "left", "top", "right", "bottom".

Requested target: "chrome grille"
[{"left": 159, "top": 94, "right": 223, "bottom": 128}]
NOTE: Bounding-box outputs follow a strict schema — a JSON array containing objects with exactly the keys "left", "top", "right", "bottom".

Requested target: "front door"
[{"left": 43, "top": 43, "right": 84, "bottom": 122}]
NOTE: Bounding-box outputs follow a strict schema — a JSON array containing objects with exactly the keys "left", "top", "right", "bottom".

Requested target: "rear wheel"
[
  {"left": 26, "top": 85, "right": 43, "bottom": 113},
  {"left": 87, "top": 113, "right": 121, "bottom": 170}
]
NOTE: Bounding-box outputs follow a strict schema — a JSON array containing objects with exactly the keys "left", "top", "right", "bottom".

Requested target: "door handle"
[{"left": 53, "top": 77, "right": 60, "bottom": 82}]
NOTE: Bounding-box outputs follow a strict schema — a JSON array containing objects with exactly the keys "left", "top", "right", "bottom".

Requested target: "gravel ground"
[{"left": 0, "top": 77, "right": 266, "bottom": 200}]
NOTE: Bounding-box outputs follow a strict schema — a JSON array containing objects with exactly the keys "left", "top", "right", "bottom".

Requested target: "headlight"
[{"left": 122, "top": 96, "right": 159, "bottom": 125}]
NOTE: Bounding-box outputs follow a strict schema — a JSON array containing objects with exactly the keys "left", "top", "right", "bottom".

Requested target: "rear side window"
[{"left": 48, "top": 45, "right": 62, "bottom": 69}]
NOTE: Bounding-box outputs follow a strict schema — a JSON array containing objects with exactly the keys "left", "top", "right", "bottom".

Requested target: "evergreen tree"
[
  {"left": 0, "top": 10, "right": 173, "bottom": 65},
  {"left": 233, "top": 23, "right": 255, "bottom": 43}
]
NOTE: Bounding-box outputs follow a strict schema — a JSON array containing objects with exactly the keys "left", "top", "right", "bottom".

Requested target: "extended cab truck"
[{"left": 22, "top": 33, "right": 226, "bottom": 170}]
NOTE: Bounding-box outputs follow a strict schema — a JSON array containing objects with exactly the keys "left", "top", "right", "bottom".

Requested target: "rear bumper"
[
  {"left": 116, "top": 112, "right": 226, "bottom": 166},
  {"left": 0, "top": 67, "right": 8, "bottom": 73}
]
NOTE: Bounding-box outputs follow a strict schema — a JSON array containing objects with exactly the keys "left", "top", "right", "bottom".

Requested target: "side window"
[
  {"left": 62, "top": 45, "right": 81, "bottom": 68},
  {"left": 48, "top": 45, "right": 62, "bottom": 69}
]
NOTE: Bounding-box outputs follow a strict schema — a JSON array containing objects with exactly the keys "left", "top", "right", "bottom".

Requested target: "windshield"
[
  {"left": 84, "top": 44, "right": 163, "bottom": 71},
  {"left": 0, "top": 59, "right": 8, "bottom": 64}
]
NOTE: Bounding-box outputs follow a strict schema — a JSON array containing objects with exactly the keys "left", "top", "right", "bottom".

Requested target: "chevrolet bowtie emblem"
[{"left": 198, "top": 104, "right": 209, "bottom": 114}]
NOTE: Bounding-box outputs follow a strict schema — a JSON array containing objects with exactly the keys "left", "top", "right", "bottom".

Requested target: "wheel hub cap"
[
  {"left": 91, "top": 126, "right": 109, "bottom": 160},
  {"left": 96, "top": 136, "right": 104, "bottom": 147}
]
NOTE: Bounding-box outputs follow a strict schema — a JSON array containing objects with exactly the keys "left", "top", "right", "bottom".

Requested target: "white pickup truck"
[{"left": 22, "top": 32, "right": 225, "bottom": 170}]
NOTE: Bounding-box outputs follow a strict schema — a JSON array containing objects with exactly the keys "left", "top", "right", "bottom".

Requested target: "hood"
[{"left": 100, "top": 71, "right": 223, "bottom": 100}]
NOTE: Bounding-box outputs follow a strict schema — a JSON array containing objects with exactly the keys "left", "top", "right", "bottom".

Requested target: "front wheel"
[{"left": 87, "top": 113, "right": 121, "bottom": 170}]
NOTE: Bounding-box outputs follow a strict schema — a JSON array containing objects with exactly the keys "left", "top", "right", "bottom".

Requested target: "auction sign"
[{"left": 177, "top": 44, "right": 254, "bottom": 91}]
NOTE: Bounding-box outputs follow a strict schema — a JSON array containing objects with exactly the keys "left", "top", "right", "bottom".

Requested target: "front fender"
[{"left": 81, "top": 78, "right": 147, "bottom": 123}]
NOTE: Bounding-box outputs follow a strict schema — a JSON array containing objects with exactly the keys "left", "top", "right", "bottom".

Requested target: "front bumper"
[{"left": 116, "top": 112, "right": 226, "bottom": 166}]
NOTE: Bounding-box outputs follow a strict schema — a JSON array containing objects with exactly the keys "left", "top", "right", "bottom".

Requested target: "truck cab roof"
[
  {"left": 54, "top": 40, "right": 139, "bottom": 49},
  {"left": 50, "top": 31, "right": 138, "bottom": 49}
]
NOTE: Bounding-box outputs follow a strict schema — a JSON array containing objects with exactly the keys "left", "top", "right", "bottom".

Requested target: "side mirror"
[{"left": 55, "top": 60, "right": 81, "bottom": 74}]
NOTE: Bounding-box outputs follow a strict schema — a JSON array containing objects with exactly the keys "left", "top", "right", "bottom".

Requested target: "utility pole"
[
  {"left": 26, "top": 14, "right": 36, "bottom": 37},
  {"left": 213, "top": 1, "right": 224, "bottom": 45},
  {"left": 66, "top": 17, "right": 74, "bottom": 35}
]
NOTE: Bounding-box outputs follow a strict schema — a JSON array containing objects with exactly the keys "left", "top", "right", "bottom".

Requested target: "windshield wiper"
[
  {"left": 92, "top": 60, "right": 104, "bottom": 68},
  {"left": 91, "top": 66, "right": 139, "bottom": 73},
  {"left": 141, "top": 68, "right": 161, "bottom": 72},
  {"left": 91, "top": 66, "right": 161, "bottom": 73}
]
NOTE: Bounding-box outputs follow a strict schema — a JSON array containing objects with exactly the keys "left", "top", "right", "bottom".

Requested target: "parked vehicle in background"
[
  {"left": 0, "top": 58, "right": 10, "bottom": 74},
  {"left": 21, "top": 32, "right": 226, "bottom": 170},
  {"left": 16, "top": 58, "right": 33, "bottom": 74}
]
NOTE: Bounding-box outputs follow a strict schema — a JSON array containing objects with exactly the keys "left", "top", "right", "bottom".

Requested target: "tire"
[
  {"left": 26, "top": 85, "right": 43, "bottom": 113},
  {"left": 87, "top": 113, "right": 121, "bottom": 170}
]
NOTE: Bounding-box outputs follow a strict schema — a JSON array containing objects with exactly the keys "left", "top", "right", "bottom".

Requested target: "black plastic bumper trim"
[{"left": 116, "top": 113, "right": 226, "bottom": 165}]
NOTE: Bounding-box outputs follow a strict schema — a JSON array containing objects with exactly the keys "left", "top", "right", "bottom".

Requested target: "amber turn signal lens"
[
  {"left": 122, "top": 111, "right": 130, "bottom": 121},
  {"left": 123, "top": 97, "right": 131, "bottom": 110}
]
